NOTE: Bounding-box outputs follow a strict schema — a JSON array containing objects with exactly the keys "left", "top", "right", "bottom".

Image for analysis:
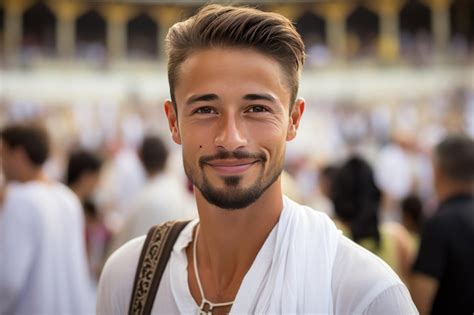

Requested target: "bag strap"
[{"left": 129, "top": 220, "right": 191, "bottom": 315}]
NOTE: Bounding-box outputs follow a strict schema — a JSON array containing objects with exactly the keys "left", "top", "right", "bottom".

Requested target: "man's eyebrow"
[
  {"left": 243, "top": 93, "right": 276, "bottom": 103},
  {"left": 185, "top": 94, "right": 219, "bottom": 105}
]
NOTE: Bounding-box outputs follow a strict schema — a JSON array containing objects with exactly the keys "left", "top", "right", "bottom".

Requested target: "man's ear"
[
  {"left": 286, "top": 98, "right": 305, "bottom": 141},
  {"left": 164, "top": 100, "right": 181, "bottom": 145}
]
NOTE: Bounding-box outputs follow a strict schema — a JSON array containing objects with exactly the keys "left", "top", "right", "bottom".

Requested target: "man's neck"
[
  {"left": 437, "top": 181, "right": 473, "bottom": 204},
  {"left": 18, "top": 168, "right": 47, "bottom": 183},
  {"left": 187, "top": 180, "right": 284, "bottom": 303},
  {"left": 147, "top": 170, "right": 161, "bottom": 181},
  {"left": 70, "top": 184, "right": 87, "bottom": 202}
]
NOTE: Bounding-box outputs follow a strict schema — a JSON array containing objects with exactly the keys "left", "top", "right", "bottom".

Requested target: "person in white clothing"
[
  {"left": 0, "top": 124, "right": 94, "bottom": 315},
  {"left": 109, "top": 135, "right": 196, "bottom": 253},
  {"left": 97, "top": 5, "right": 418, "bottom": 314}
]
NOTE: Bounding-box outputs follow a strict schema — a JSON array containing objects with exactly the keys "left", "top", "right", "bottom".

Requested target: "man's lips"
[{"left": 204, "top": 159, "right": 259, "bottom": 175}]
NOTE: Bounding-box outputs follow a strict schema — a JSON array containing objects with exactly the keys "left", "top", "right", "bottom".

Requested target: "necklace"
[{"left": 193, "top": 225, "right": 235, "bottom": 315}]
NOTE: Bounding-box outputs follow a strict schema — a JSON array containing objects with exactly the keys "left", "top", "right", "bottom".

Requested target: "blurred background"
[{"left": 0, "top": 0, "right": 473, "bottom": 299}]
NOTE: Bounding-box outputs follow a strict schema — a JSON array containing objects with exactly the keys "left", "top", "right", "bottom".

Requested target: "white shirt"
[
  {"left": 0, "top": 181, "right": 94, "bottom": 315},
  {"left": 98, "top": 197, "right": 417, "bottom": 314},
  {"left": 109, "top": 173, "right": 197, "bottom": 253}
]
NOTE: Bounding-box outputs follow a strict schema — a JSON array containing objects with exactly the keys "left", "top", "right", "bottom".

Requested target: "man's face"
[{"left": 165, "top": 48, "right": 304, "bottom": 209}]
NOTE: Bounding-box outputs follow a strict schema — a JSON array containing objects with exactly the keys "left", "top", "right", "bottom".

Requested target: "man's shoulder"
[
  {"left": 332, "top": 235, "right": 406, "bottom": 310},
  {"left": 334, "top": 235, "right": 402, "bottom": 283},
  {"left": 97, "top": 235, "right": 147, "bottom": 314},
  {"left": 287, "top": 197, "right": 334, "bottom": 222},
  {"left": 102, "top": 235, "right": 146, "bottom": 283},
  {"left": 3, "top": 182, "right": 44, "bottom": 214}
]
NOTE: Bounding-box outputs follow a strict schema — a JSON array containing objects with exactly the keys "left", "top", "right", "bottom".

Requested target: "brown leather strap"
[{"left": 129, "top": 220, "right": 191, "bottom": 315}]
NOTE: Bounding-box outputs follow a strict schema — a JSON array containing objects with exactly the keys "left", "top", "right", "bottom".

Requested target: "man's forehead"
[
  {"left": 178, "top": 47, "right": 282, "bottom": 71},
  {"left": 173, "top": 47, "right": 291, "bottom": 102}
]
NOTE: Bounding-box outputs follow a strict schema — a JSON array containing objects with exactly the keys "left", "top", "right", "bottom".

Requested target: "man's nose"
[{"left": 214, "top": 113, "right": 248, "bottom": 151}]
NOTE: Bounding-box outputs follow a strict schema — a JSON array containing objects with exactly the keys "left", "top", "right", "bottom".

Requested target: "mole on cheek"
[{"left": 199, "top": 145, "right": 203, "bottom": 149}]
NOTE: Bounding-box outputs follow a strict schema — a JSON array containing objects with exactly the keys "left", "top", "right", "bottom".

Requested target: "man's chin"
[{"left": 199, "top": 187, "right": 262, "bottom": 210}]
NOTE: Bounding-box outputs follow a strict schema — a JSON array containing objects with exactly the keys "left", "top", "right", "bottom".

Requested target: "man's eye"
[
  {"left": 247, "top": 106, "right": 269, "bottom": 113},
  {"left": 194, "top": 107, "right": 217, "bottom": 114}
]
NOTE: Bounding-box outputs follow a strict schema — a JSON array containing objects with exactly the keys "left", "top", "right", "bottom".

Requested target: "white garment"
[
  {"left": 96, "top": 147, "right": 146, "bottom": 223},
  {"left": 110, "top": 173, "right": 196, "bottom": 253},
  {"left": 97, "top": 196, "right": 417, "bottom": 314},
  {"left": 375, "top": 143, "right": 432, "bottom": 201},
  {"left": 0, "top": 181, "right": 94, "bottom": 315}
]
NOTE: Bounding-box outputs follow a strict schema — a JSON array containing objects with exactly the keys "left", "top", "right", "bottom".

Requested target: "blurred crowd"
[{"left": 0, "top": 84, "right": 473, "bottom": 313}]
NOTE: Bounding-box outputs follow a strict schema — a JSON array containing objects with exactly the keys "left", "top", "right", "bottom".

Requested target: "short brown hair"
[
  {"left": 166, "top": 4, "right": 305, "bottom": 109},
  {"left": 139, "top": 135, "right": 169, "bottom": 175},
  {"left": 1, "top": 124, "right": 50, "bottom": 167},
  {"left": 435, "top": 134, "right": 474, "bottom": 183}
]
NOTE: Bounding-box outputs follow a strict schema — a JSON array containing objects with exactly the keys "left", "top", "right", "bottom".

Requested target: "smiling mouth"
[{"left": 205, "top": 159, "right": 259, "bottom": 175}]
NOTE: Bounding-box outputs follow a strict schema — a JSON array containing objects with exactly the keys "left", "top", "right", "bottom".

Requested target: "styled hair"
[
  {"left": 330, "top": 156, "right": 382, "bottom": 248},
  {"left": 165, "top": 4, "right": 305, "bottom": 108},
  {"left": 66, "top": 150, "right": 103, "bottom": 185},
  {"left": 139, "top": 135, "right": 169, "bottom": 175},
  {"left": 435, "top": 134, "right": 474, "bottom": 183},
  {"left": 0, "top": 124, "right": 49, "bottom": 167}
]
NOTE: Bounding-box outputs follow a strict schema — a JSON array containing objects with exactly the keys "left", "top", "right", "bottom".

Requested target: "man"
[
  {"left": 0, "top": 124, "right": 94, "bottom": 314},
  {"left": 109, "top": 135, "right": 195, "bottom": 251},
  {"left": 98, "top": 5, "right": 417, "bottom": 314},
  {"left": 411, "top": 134, "right": 474, "bottom": 315},
  {"left": 66, "top": 149, "right": 103, "bottom": 205},
  {"left": 66, "top": 149, "right": 109, "bottom": 280}
]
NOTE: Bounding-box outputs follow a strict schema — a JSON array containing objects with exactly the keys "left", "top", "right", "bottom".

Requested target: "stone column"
[
  {"left": 49, "top": 1, "right": 85, "bottom": 59},
  {"left": 368, "top": 0, "right": 406, "bottom": 63},
  {"left": 425, "top": 0, "right": 451, "bottom": 60},
  {"left": 3, "top": 0, "right": 32, "bottom": 67},
  {"left": 150, "top": 6, "right": 186, "bottom": 60},
  {"left": 266, "top": 4, "right": 304, "bottom": 21},
  {"left": 102, "top": 4, "right": 135, "bottom": 62},
  {"left": 316, "top": 2, "right": 354, "bottom": 64}
]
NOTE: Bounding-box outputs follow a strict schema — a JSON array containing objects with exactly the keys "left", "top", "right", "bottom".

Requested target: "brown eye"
[
  {"left": 247, "top": 106, "right": 268, "bottom": 113},
  {"left": 194, "top": 107, "right": 217, "bottom": 114}
]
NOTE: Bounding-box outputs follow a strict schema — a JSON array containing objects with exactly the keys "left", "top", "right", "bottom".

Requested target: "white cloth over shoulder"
[
  {"left": 97, "top": 196, "right": 417, "bottom": 314},
  {"left": 243, "top": 196, "right": 340, "bottom": 313}
]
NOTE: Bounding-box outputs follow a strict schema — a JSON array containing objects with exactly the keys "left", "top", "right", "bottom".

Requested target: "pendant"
[{"left": 198, "top": 299, "right": 214, "bottom": 315}]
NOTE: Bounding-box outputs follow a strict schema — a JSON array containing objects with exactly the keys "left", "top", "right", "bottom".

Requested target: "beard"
[{"left": 184, "top": 149, "right": 283, "bottom": 210}]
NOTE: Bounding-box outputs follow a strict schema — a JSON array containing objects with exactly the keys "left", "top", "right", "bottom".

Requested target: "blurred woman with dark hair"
[{"left": 331, "top": 156, "right": 415, "bottom": 284}]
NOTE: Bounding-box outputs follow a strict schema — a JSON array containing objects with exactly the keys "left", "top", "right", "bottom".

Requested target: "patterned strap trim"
[{"left": 128, "top": 220, "right": 190, "bottom": 315}]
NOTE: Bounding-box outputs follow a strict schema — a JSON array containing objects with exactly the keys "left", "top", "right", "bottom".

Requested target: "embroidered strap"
[{"left": 129, "top": 220, "right": 190, "bottom": 315}]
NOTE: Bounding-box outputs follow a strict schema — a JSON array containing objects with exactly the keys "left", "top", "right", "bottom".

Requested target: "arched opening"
[
  {"left": 22, "top": 2, "right": 56, "bottom": 58},
  {"left": 400, "top": 0, "right": 432, "bottom": 60},
  {"left": 295, "top": 10, "right": 327, "bottom": 66},
  {"left": 347, "top": 5, "right": 379, "bottom": 59},
  {"left": 127, "top": 13, "right": 158, "bottom": 59},
  {"left": 296, "top": 10, "right": 326, "bottom": 47},
  {"left": 0, "top": 7, "right": 4, "bottom": 60},
  {"left": 76, "top": 9, "right": 106, "bottom": 60},
  {"left": 450, "top": 0, "right": 474, "bottom": 52}
]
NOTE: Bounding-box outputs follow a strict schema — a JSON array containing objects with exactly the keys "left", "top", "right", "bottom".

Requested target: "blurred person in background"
[
  {"left": 66, "top": 149, "right": 111, "bottom": 281},
  {"left": 0, "top": 124, "right": 93, "bottom": 314},
  {"left": 66, "top": 149, "right": 103, "bottom": 204},
  {"left": 411, "top": 134, "right": 474, "bottom": 315},
  {"left": 109, "top": 135, "right": 195, "bottom": 253},
  {"left": 309, "top": 164, "right": 337, "bottom": 217},
  {"left": 331, "top": 156, "right": 416, "bottom": 284},
  {"left": 401, "top": 194, "right": 424, "bottom": 250},
  {"left": 95, "top": 126, "right": 146, "bottom": 232},
  {"left": 375, "top": 130, "right": 432, "bottom": 222}
]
